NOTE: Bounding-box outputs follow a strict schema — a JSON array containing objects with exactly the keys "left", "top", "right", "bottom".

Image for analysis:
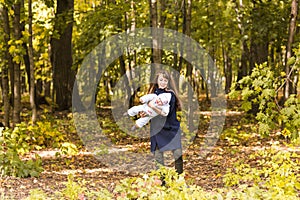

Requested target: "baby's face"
[{"left": 156, "top": 97, "right": 163, "bottom": 106}]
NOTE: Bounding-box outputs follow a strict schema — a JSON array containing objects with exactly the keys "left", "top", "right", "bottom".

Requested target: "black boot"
[
  {"left": 175, "top": 156, "right": 183, "bottom": 174},
  {"left": 160, "top": 176, "right": 166, "bottom": 186}
]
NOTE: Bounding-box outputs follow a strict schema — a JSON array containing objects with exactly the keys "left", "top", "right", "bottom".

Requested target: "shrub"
[
  {"left": 113, "top": 167, "right": 221, "bottom": 200},
  {"left": 223, "top": 148, "right": 300, "bottom": 199},
  {"left": 26, "top": 121, "right": 65, "bottom": 149},
  {"left": 26, "top": 189, "right": 48, "bottom": 200},
  {"left": 229, "top": 62, "right": 300, "bottom": 140},
  {"left": 279, "top": 94, "right": 300, "bottom": 141},
  {"left": 0, "top": 127, "right": 43, "bottom": 178},
  {"left": 55, "top": 174, "right": 113, "bottom": 200}
]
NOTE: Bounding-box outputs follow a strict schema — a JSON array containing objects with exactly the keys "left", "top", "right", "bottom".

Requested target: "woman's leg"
[
  {"left": 154, "top": 147, "right": 164, "bottom": 169},
  {"left": 173, "top": 148, "right": 183, "bottom": 174},
  {"left": 154, "top": 147, "right": 166, "bottom": 185}
]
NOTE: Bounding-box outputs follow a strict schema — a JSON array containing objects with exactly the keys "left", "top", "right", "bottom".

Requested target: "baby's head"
[{"left": 156, "top": 93, "right": 171, "bottom": 106}]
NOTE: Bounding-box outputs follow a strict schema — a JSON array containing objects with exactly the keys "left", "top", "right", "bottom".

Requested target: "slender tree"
[
  {"left": 185, "top": 0, "right": 195, "bottom": 129},
  {"left": 234, "top": 0, "right": 249, "bottom": 83},
  {"left": 223, "top": 44, "right": 232, "bottom": 94},
  {"left": 149, "top": 0, "right": 160, "bottom": 78},
  {"left": 149, "top": 0, "right": 167, "bottom": 79},
  {"left": 285, "top": 0, "right": 298, "bottom": 100},
  {"left": 28, "top": 0, "right": 37, "bottom": 123},
  {"left": 12, "top": 1, "right": 23, "bottom": 126},
  {"left": 0, "top": 5, "right": 12, "bottom": 127}
]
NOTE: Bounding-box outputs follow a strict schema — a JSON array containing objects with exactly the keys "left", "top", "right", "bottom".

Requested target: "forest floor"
[{"left": 1, "top": 100, "right": 299, "bottom": 199}]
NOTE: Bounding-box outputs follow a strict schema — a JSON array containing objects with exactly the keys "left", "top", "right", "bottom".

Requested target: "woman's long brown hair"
[{"left": 148, "top": 71, "right": 182, "bottom": 111}]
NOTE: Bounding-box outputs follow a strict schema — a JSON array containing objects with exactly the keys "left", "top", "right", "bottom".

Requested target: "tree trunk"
[
  {"left": 237, "top": 40, "right": 249, "bottom": 82},
  {"left": 28, "top": 0, "right": 37, "bottom": 123},
  {"left": 149, "top": 0, "right": 165, "bottom": 79},
  {"left": 249, "top": 4, "right": 269, "bottom": 72},
  {"left": 223, "top": 45, "right": 232, "bottom": 94},
  {"left": 121, "top": 0, "right": 134, "bottom": 107},
  {"left": 51, "top": 0, "right": 75, "bottom": 111},
  {"left": 150, "top": 0, "right": 159, "bottom": 77},
  {"left": 185, "top": 0, "right": 195, "bottom": 130},
  {"left": 185, "top": 0, "right": 192, "bottom": 78},
  {"left": 12, "top": 1, "right": 22, "bottom": 126},
  {"left": 172, "top": 0, "right": 181, "bottom": 91},
  {"left": 249, "top": 37, "right": 268, "bottom": 71},
  {"left": 234, "top": 0, "right": 249, "bottom": 84},
  {"left": 206, "top": 4, "right": 217, "bottom": 98},
  {"left": 0, "top": 6, "right": 12, "bottom": 127},
  {"left": 285, "top": 0, "right": 298, "bottom": 100}
]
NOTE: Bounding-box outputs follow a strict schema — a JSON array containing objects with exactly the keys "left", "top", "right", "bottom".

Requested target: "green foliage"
[
  {"left": 26, "top": 189, "right": 48, "bottom": 200},
  {"left": 229, "top": 62, "right": 300, "bottom": 139},
  {"left": 220, "top": 127, "right": 253, "bottom": 146},
  {"left": 230, "top": 63, "right": 279, "bottom": 120},
  {"left": 60, "top": 174, "right": 87, "bottom": 200},
  {"left": 113, "top": 167, "right": 221, "bottom": 200},
  {"left": 6, "top": 163, "right": 300, "bottom": 199},
  {"left": 279, "top": 95, "right": 300, "bottom": 141},
  {"left": 223, "top": 148, "right": 300, "bottom": 199},
  {"left": 0, "top": 127, "right": 43, "bottom": 178},
  {"left": 24, "top": 173, "right": 114, "bottom": 200},
  {"left": 217, "top": 184, "right": 300, "bottom": 200},
  {"left": 59, "top": 142, "right": 79, "bottom": 156},
  {"left": 54, "top": 173, "right": 113, "bottom": 200},
  {"left": 8, "top": 39, "right": 26, "bottom": 64},
  {"left": 0, "top": 116, "right": 79, "bottom": 178},
  {"left": 16, "top": 121, "right": 65, "bottom": 149}
]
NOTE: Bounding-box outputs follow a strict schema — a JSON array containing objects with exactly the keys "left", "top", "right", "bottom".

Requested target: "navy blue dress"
[{"left": 150, "top": 88, "right": 182, "bottom": 152}]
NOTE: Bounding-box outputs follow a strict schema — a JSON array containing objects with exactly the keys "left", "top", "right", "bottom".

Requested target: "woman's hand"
[
  {"left": 139, "top": 111, "right": 148, "bottom": 118},
  {"left": 148, "top": 99, "right": 164, "bottom": 116},
  {"left": 147, "top": 99, "right": 156, "bottom": 109}
]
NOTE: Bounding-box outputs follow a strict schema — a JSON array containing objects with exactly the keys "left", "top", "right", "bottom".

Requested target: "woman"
[{"left": 146, "top": 70, "right": 183, "bottom": 174}]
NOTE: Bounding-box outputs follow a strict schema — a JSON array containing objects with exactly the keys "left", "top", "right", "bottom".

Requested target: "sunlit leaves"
[
  {"left": 8, "top": 39, "right": 25, "bottom": 64},
  {"left": 241, "top": 101, "right": 252, "bottom": 112},
  {"left": 223, "top": 148, "right": 300, "bottom": 198},
  {"left": 229, "top": 62, "right": 286, "bottom": 137},
  {"left": 280, "top": 95, "right": 300, "bottom": 140},
  {"left": 287, "top": 56, "right": 296, "bottom": 66},
  {"left": 0, "top": 127, "right": 43, "bottom": 178}
]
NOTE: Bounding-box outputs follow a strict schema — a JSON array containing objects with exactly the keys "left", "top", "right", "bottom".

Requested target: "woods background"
[
  {"left": 0, "top": 0, "right": 299, "bottom": 127},
  {"left": 1, "top": 0, "right": 300, "bottom": 199}
]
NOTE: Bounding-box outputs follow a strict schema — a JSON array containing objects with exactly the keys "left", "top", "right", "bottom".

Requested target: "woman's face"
[{"left": 157, "top": 74, "right": 169, "bottom": 89}]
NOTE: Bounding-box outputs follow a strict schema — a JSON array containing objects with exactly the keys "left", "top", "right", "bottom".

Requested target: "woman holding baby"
[{"left": 144, "top": 70, "right": 183, "bottom": 175}]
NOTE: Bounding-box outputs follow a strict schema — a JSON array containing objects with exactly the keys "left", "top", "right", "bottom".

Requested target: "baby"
[{"left": 125, "top": 93, "right": 172, "bottom": 130}]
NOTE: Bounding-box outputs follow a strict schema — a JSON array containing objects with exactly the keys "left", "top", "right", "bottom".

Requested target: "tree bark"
[
  {"left": 149, "top": 0, "right": 166, "bottom": 79},
  {"left": 0, "top": 6, "right": 12, "bottom": 127},
  {"left": 285, "top": 0, "right": 298, "bottom": 100},
  {"left": 28, "top": 0, "right": 37, "bottom": 123},
  {"left": 51, "top": 0, "right": 75, "bottom": 111},
  {"left": 12, "top": 1, "right": 23, "bottom": 126},
  {"left": 185, "top": 0, "right": 195, "bottom": 130},
  {"left": 223, "top": 45, "right": 232, "bottom": 94},
  {"left": 172, "top": 0, "right": 181, "bottom": 90},
  {"left": 249, "top": 37, "right": 268, "bottom": 71},
  {"left": 249, "top": 3, "right": 269, "bottom": 72},
  {"left": 150, "top": 0, "right": 159, "bottom": 78},
  {"left": 234, "top": 0, "right": 249, "bottom": 84},
  {"left": 185, "top": 0, "right": 192, "bottom": 79}
]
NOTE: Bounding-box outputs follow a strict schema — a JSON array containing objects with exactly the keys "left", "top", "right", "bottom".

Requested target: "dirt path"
[
  {"left": 1, "top": 135, "right": 280, "bottom": 199},
  {"left": 1, "top": 107, "right": 297, "bottom": 199}
]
